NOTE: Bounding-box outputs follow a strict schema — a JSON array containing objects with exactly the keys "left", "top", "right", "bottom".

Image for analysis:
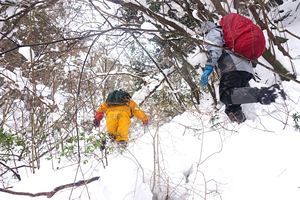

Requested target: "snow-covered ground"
[{"left": 1, "top": 78, "right": 300, "bottom": 200}]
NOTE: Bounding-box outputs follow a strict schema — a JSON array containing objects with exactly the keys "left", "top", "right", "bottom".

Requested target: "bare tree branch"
[
  {"left": 0, "top": 161, "right": 21, "bottom": 181},
  {"left": 0, "top": 176, "right": 100, "bottom": 198}
]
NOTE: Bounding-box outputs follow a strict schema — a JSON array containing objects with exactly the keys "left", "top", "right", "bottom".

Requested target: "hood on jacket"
[{"left": 198, "top": 21, "right": 217, "bottom": 35}]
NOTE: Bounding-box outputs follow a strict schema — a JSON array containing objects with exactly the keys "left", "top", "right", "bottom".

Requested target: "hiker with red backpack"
[
  {"left": 198, "top": 13, "right": 285, "bottom": 124},
  {"left": 94, "top": 89, "right": 149, "bottom": 147}
]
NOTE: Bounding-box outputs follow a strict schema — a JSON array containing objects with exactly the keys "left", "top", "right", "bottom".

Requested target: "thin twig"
[{"left": 0, "top": 161, "right": 21, "bottom": 181}]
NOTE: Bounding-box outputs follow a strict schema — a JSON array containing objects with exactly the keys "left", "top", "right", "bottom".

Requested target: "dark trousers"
[{"left": 219, "top": 71, "right": 253, "bottom": 114}]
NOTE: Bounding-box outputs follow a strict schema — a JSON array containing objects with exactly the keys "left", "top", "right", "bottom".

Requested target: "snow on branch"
[{"left": 0, "top": 176, "right": 100, "bottom": 198}]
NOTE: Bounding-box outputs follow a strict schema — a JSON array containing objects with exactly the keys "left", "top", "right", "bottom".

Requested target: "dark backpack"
[
  {"left": 106, "top": 90, "right": 131, "bottom": 106},
  {"left": 220, "top": 13, "right": 266, "bottom": 60}
]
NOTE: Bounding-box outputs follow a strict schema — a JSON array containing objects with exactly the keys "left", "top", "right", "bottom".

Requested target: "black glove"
[{"left": 93, "top": 118, "right": 100, "bottom": 127}]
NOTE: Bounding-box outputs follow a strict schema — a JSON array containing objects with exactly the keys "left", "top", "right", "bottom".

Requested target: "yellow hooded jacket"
[{"left": 96, "top": 100, "right": 148, "bottom": 142}]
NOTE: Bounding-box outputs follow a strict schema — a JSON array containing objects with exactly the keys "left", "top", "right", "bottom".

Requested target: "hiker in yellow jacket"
[{"left": 93, "top": 90, "right": 149, "bottom": 144}]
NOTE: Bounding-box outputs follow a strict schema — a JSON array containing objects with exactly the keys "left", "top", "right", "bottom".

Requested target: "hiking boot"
[
  {"left": 226, "top": 110, "right": 246, "bottom": 124},
  {"left": 258, "top": 84, "right": 286, "bottom": 105},
  {"left": 117, "top": 140, "right": 128, "bottom": 149}
]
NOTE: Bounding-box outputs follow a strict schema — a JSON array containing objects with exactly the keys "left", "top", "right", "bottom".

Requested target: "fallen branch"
[{"left": 0, "top": 176, "right": 100, "bottom": 198}]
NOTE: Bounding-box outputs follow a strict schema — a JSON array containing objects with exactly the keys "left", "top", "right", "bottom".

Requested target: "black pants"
[{"left": 219, "top": 71, "right": 253, "bottom": 114}]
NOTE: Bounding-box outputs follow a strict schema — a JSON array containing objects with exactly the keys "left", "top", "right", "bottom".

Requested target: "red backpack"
[{"left": 220, "top": 13, "right": 266, "bottom": 60}]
